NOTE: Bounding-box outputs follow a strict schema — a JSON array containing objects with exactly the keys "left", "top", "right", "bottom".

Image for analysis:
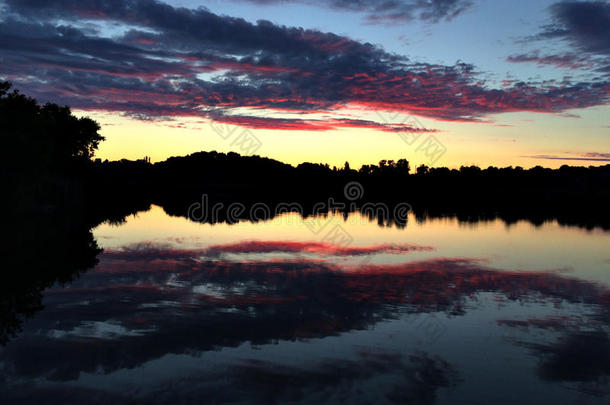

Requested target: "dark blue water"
[{"left": 1, "top": 207, "right": 609, "bottom": 404}]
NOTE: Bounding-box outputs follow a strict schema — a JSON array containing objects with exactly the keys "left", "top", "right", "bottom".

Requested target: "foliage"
[{"left": 0, "top": 81, "right": 104, "bottom": 172}]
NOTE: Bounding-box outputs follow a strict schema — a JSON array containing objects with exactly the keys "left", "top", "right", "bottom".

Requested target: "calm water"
[{"left": 2, "top": 205, "right": 610, "bottom": 404}]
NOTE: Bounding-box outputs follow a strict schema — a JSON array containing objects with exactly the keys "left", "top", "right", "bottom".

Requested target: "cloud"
[
  {"left": 1, "top": 0, "right": 609, "bottom": 128},
  {"left": 507, "top": 52, "right": 593, "bottom": 70},
  {"left": 526, "top": 153, "right": 610, "bottom": 162},
  {"left": 540, "top": 1, "right": 610, "bottom": 56},
  {"left": 235, "top": 0, "right": 475, "bottom": 24},
  {"left": 586, "top": 152, "right": 610, "bottom": 158},
  {"left": 514, "top": 1, "right": 610, "bottom": 74},
  {"left": 206, "top": 112, "right": 440, "bottom": 132}
]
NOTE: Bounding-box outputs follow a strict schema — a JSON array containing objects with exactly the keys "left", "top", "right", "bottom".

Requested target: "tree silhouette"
[
  {"left": 0, "top": 81, "right": 104, "bottom": 171},
  {"left": 416, "top": 164, "right": 429, "bottom": 175}
]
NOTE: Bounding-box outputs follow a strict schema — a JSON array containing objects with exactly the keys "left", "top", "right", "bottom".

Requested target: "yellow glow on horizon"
[{"left": 76, "top": 107, "right": 610, "bottom": 170}]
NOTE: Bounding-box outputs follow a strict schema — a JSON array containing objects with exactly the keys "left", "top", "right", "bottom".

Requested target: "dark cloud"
[
  {"left": 526, "top": 153, "right": 610, "bottom": 162},
  {"left": 1, "top": 0, "right": 609, "bottom": 127},
  {"left": 236, "top": 0, "right": 475, "bottom": 24},
  {"left": 586, "top": 152, "right": 610, "bottom": 158},
  {"left": 514, "top": 2, "right": 610, "bottom": 74},
  {"left": 540, "top": 1, "right": 610, "bottom": 56},
  {"left": 206, "top": 112, "right": 440, "bottom": 132},
  {"left": 507, "top": 52, "right": 593, "bottom": 70}
]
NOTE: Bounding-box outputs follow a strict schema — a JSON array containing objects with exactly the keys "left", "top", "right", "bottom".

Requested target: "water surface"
[{"left": 2, "top": 206, "right": 610, "bottom": 404}]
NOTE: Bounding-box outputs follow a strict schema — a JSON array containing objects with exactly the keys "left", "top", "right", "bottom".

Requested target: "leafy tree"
[
  {"left": 0, "top": 81, "right": 104, "bottom": 171},
  {"left": 416, "top": 164, "right": 429, "bottom": 175},
  {"left": 395, "top": 158, "right": 410, "bottom": 175}
]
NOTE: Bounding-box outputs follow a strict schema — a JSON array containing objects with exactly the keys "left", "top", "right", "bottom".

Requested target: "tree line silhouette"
[
  {"left": 3, "top": 80, "right": 609, "bottom": 230},
  {"left": 88, "top": 150, "right": 610, "bottom": 229}
]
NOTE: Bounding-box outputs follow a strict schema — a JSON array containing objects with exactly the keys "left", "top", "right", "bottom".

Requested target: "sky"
[{"left": 0, "top": 0, "right": 609, "bottom": 168}]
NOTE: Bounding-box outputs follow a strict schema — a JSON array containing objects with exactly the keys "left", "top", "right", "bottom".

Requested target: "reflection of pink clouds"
[
  {"left": 196, "top": 294, "right": 294, "bottom": 306},
  {"left": 102, "top": 240, "right": 435, "bottom": 263},
  {"left": 25, "top": 244, "right": 609, "bottom": 374},
  {"left": 206, "top": 240, "right": 435, "bottom": 256},
  {"left": 93, "top": 242, "right": 608, "bottom": 312}
]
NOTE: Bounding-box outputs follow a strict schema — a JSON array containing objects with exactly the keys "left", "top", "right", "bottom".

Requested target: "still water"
[{"left": 2, "top": 205, "right": 610, "bottom": 404}]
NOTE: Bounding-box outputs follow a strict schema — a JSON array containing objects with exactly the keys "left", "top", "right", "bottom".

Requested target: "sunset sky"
[{"left": 1, "top": 0, "right": 609, "bottom": 168}]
